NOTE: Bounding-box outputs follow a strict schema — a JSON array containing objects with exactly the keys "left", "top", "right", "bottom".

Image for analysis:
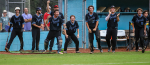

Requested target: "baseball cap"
[
  {"left": 54, "top": 5, "right": 59, "bottom": 8},
  {"left": 15, "top": 7, "right": 20, "bottom": 11},
  {"left": 110, "top": 5, "right": 115, "bottom": 9},
  {"left": 36, "top": 7, "right": 42, "bottom": 11},
  {"left": 3, "top": 10, "right": 7, "bottom": 13},
  {"left": 46, "top": 6, "right": 51, "bottom": 9}
]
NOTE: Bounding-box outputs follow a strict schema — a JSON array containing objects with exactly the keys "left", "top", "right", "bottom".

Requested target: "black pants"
[
  {"left": 32, "top": 29, "right": 40, "bottom": 50},
  {"left": 89, "top": 28, "right": 101, "bottom": 52},
  {"left": 135, "top": 28, "right": 144, "bottom": 50},
  {"left": 45, "top": 31, "right": 62, "bottom": 52},
  {"left": 6, "top": 29, "right": 24, "bottom": 50},
  {"left": 106, "top": 28, "right": 117, "bottom": 51},
  {"left": 64, "top": 34, "right": 79, "bottom": 51}
]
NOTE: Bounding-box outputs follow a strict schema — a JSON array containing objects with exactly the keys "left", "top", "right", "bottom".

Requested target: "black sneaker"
[
  {"left": 142, "top": 48, "right": 145, "bottom": 53},
  {"left": 108, "top": 47, "right": 111, "bottom": 52},
  {"left": 5, "top": 47, "right": 9, "bottom": 52}
]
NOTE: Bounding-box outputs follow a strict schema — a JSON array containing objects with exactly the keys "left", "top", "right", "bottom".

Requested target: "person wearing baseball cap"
[
  {"left": 5, "top": 7, "right": 25, "bottom": 52},
  {"left": 105, "top": 5, "right": 120, "bottom": 53},
  {"left": 31, "top": 7, "right": 43, "bottom": 52},
  {"left": 46, "top": 0, "right": 65, "bottom": 52},
  {"left": 0, "top": 10, "right": 10, "bottom": 32}
]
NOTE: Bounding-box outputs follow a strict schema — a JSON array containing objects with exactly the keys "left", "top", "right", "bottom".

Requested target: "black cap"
[
  {"left": 110, "top": 5, "right": 115, "bottom": 9},
  {"left": 36, "top": 7, "right": 42, "bottom": 11}
]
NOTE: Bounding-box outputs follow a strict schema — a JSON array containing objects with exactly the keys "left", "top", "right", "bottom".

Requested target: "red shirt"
[{"left": 43, "top": 12, "right": 51, "bottom": 27}]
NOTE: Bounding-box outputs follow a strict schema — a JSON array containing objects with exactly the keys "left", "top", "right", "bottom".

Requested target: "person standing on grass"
[
  {"left": 5, "top": 7, "right": 25, "bottom": 52},
  {"left": 105, "top": 5, "right": 120, "bottom": 53},
  {"left": 86, "top": 5, "right": 103, "bottom": 54},
  {"left": 0, "top": 10, "right": 10, "bottom": 32},
  {"left": 31, "top": 7, "right": 43, "bottom": 52},
  {"left": 132, "top": 8, "right": 146, "bottom": 53},
  {"left": 22, "top": 8, "right": 32, "bottom": 31},
  {"left": 44, "top": 10, "right": 65, "bottom": 54},
  {"left": 46, "top": 0, "right": 65, "bottom": 52},
  {"left": 63, "top": 15, "right": 80, "bottom": 53}
]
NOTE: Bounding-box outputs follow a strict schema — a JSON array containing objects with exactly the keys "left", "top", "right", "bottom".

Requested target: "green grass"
[{"left": 0, "top": 51, "right": 150, "bottom": 65}]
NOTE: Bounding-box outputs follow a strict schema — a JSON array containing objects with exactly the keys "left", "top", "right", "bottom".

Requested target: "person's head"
[
  {"left": 36, "top": 7, "right": 42, "bottom": 14},
  {"left": 136, "top": 8, "right": 143, "bottom": 15},
  {"left": 110, "top": 5, "right": 115, "bottom": 13},
  {"left": 15, "top": 7, "right": 20, "bottom": 14},
  {"left": 3, "top": 10, "right": 7, "bottom": 17},
  {"left": 46, "top": 6, "right": 51, "bottom": 12},
  {"left": 54, "top": 10, "right": 59, "bottom": 17},
  {"left": 88, "top": 5, "right": 94, "bottom": 13},
  {"left": 54, "top": 5, "right": 59, "bottom": 11},
  {"left": 24, "top": 8, "right": 28, "bottom": 14},
  {"left": 143, "top": 10, "right": 149, "bottom": 17},
  {"left": 70, "top": 15, "right": 76, "bottom": 22}
]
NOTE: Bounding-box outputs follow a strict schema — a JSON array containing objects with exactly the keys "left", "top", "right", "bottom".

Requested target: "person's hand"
[
  {"left": 109, "top": 10, "right": 111, "bottom": 15},
  {"left": 77, "top": 34, "right": 79, "bottom": 38},
  {"left": 93, "top": 28, "right": 96, "bottom": 31},
  {"left": 47, "top": 0, "right": 50, "bottom": 4},
  {"left": 21, "top": 28, "right": 24, "bottom": 32},
  {"left": 38, "top": 26, "right": 42, "bottom": 29},
  {"left": 88, "top": 29, "right": 92, "bottom": 33},
  {"left": 117, "top": 13, "right": 120, "bottom": 17},
  {"left": 133, "top": 28, "right": 135, "bottom": 33},
  {"left": 65, "top": 34, "right": 68, "bottom": 38}
]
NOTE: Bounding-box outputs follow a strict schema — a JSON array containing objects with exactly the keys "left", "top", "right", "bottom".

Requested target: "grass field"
[{"left": 0, "top": 51, "right": 150, "bottom": 65}]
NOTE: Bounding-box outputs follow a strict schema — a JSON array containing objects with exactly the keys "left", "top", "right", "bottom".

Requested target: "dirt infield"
[{"left": 0, "top": 47, "right": 150, "bottom": 55}]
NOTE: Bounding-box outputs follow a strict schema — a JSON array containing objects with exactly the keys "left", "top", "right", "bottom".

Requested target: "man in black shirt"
[
  {"left": 46, "top": 0, "right": 65, "bottom": 52},
  {"left": 105, "top": 5, "right": 120, "bottom": 53},
  {"left": 5, "top": 7, "right": 25, "bottom": 52},
  {"left": 86, "top": 5, "right": 103, "bottom": 54},
  {"left": 63, "top": 15, "right": 80, "bottom": 53},
  {"left": 132, "top": 8, "right": 146, "bottom": 53},
  {"left": 44, "top": 10, "right": 64, "bottom": 54},
  {"left": 31, "top": 7, "right": 43, "bottom": 52}
]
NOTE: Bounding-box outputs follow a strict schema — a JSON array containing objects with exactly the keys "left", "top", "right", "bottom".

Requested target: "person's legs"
[
  {"left": 106, "top": 28, "right": 112, "bottom": 49},
  {"left": 17, "top": 31, "right": 24, "bottom": 50},
  {"left": 36, "top": 29, "right": 40, "bottom": 50},
  {"left": 6, "top": 30, "right": 17, "bottom": 49},
  {"left": 49, "top": 38, "right": 55, "bottom": 51},
  {"left": 139, "top": 28, "right": 145, "bottom": 53},
  {"left": 135, "top": 29, "right": 140, "bottom": 51},
  {"left": 64, "top": 36, "right": 71, "bottom": 51},
  {"left": 95, "top": 28, "right": 102, "bottom": 51},
  {"left": 89, "top": 32, "right": 94, "bottom": 52},
  {"left": 111, "top": 28, "right": 117, "bottom": 51},
  {"left": 70, "top": 34, "right": 79, "bottom": 51},
  {"left": 32, "top": 29, "right": 36, "bottom": 50},
  {"left": 56, "top": 32, "right": 63, "bottom": 53}
]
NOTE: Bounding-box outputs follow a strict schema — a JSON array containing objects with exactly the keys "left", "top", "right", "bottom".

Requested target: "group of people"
[{"left": 1, "top": 0, "right": 149, "bottom": 54}]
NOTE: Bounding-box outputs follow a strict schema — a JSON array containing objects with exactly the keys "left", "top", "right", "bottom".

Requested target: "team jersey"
[
  {"left": 132, "top": 14, "right": 146, "bottom": 29},
  {"left": 107, "top": 13, "right": 118, "bottom": 28},
  {"left": 85, "top": 12, "right": 99, "bottom": 29},
  {"left": 65, "top": 21, "right": 79, "bottom": 35},
  {"left": 32, "top": 14, "right": 43, "bottom": 29},
  {"left": 10, "top": 15, "right": 25, "bottom": 30},
  {"left": 49, "top": 16, "right": 64, "bottom": 31}
]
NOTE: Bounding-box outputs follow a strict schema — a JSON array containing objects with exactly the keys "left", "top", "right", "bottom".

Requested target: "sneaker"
[
  {"left": 90, "top": 52, "right": 93, "bottom": 54},
  {"left": 108, "top": 47, "right": 111, "bottom": 52},
  {"left": 112, "top": 50, "right": 115, "bottom": 53},
  {"left": 139, "top": 47, "right": 142, "bottom": 50},
  {"left": 142, "top": 48, "right": 145, "bottom": 53},
  {"left": 76, "top": 51, "right": 81, "bottom": 53},
  {"left": 100, "top": 50, "right": 103, "bottom": 53},
  {"left": 58, "top": 52, "right": 63, "bottom": 54},
  {"left": 5, "top": 47, "right": 9, "bottom": 52},
  {"left": 63, "top": 51, "right": 67, "bottom": 53},
  {"left": 42, "top": 50, "right": 47, "bottom": 53},
  {"left": 19, "top": 49, "right": 24, "bottom": 52},
  {"left": 31, "top": 50, "right": 34, "bottom": 53}
]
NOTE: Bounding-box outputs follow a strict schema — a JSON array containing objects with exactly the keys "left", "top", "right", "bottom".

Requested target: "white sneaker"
[{"left": 58, "top": 52, "right": 63, "bottom": 54}]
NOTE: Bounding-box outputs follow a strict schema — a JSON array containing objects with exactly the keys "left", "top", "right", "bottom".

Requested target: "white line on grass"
[{"left": 63, "top": 62, "right": 150, "bottom": 65}]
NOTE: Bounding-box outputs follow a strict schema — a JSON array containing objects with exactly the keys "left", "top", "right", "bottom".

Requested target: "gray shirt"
[{"left": 0, "top": 16, "right": 9, "bottom": 29}]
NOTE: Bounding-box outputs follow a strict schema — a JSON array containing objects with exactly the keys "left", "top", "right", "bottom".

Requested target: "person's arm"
[
  {"left": 105, "top": 10, "right": 111, "bottom": 21},
  {"left": 93, "top": 14, "right": 99, "bottom": 31},
  {"left": 47, "top": 0, "right": 50, "bottom": 13},
  {"left": 64, "top": 24, "right": 68, "bottom": 38},
  {"left": 77, "top": 29, "right": 79, "bottom": 38},
  {"left": 132, "top": 16, "right": 135, "bottom": 33},
  {"left": 144, "top": 18, "right": 147, "bottom": 35},
  {"left": 85, "top": 14, "right": 92, "bottom": 33},
  {"left": 0, "top": 23, "right": 2, "bottom": 30},
  {"left": 116, "top": 13, "right": 120, "bottom": 22}
]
